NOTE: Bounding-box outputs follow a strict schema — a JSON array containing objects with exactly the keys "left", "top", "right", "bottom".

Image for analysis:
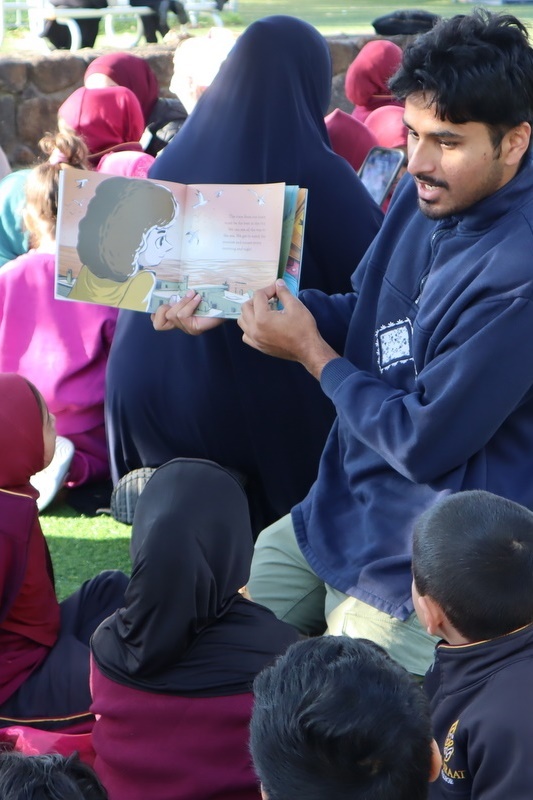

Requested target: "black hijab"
[
  {"left": 149, "top": 14, "right": 383, "bottom": 296},
  {"left": 91, "top": 458, "right": 298, "bottom": 696}
]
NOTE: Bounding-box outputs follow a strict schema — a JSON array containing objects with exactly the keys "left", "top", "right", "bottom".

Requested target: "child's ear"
[
  {"left": 429, "top": 739, "right": 442, "bottom": 782},
  {"left": 417, "top": 595, "right": 446, "bottom": 637}
]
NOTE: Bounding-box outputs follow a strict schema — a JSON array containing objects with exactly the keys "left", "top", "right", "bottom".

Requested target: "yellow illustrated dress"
[{"left": 68, "top": 266, "right": 156, "bottom": 312}]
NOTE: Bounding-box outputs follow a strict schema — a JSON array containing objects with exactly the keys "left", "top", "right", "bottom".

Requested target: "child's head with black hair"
[
  {"left": 0, "top": 750, "right": 108, "bottom": 799},
  {"left": 250, "top": 636, "right": 441, "bottom": 800},
  {"left": 412, "top": 490, "right": 533, "bottom": 644}
]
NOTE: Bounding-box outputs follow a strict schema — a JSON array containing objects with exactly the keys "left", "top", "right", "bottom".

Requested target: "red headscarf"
[
  {"left": 365, "top": 105, "right": 408, "bottom": 149},
  {"left": 58, "top": 86, "right": 145, "bottom": 164},
  {"left": 0, "top": 374, "right": 43, "bottom": 497},
  {"left": 345, "top": 40, "right": 404, "bottom": 123},
  {"left": 84, "top": 53, "right": 159, "bottom": 122},
  {"left": 325, "top": 108, "right": 378, "bottom": 172},
  {"left": 0, "top": 374, "right": 60, "bottom": 693}
]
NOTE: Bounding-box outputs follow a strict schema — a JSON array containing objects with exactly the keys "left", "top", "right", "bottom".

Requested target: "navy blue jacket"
[
  {"left": 425, "top": 624, "right": 533, "bottom": 798},
  {"left": 296, "top": 158, "right": 533, "bottom": 618}
]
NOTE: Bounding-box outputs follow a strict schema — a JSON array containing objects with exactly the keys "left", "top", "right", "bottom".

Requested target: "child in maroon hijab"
[
  {"left": 0, "top": 374, "right": 128, "bottom": 731},
  {"left": 365, "top": 104, "right": 408, "bottom": 151},
  {"left": 345, "top": 40, "right": 404, "bottom": 123},
  {"left": 57, "top": 86, "right": 148, "bottom": 172},
  {"left": 84, "top": 53, "right": 188, "bottom": 156}
]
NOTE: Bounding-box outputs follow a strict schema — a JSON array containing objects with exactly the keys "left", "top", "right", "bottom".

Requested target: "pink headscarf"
[
  {"left": 96, "top": 150, "right": 155, "bottom": 179},
  {"left": 345, "top": 40, "right": 404, "bottom": 123},
  {"left": 325, "top": 108, "right": 378, "bottom": 172},
  {"left": 365, "top": 105, "right": 408, "bottom": 149},
  {"left": 58, "top": 86, "right": 145, "bottom": 165},
  {"left": 84, "top": 53, "right": 160, "bottom": 122}
]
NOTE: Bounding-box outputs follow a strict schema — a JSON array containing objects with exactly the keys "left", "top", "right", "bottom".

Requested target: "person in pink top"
[
  {"left": 0, "top": 130, "right": 118, "bottom": 487},
  {"left": 345, "top": 40, "right": 404, "bottom": 123},
  {"left": 324, "top": 108, "right": 378, "bottom": 172}
]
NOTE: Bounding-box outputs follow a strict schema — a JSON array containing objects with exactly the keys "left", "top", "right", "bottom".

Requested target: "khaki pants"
[{"left": 248, "top": 514, "right": 438, "bottom": 676}]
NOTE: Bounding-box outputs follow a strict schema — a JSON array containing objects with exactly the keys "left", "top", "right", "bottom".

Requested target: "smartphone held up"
[{"left": 358, "top": 146, "right": 407, "bottom": 207}]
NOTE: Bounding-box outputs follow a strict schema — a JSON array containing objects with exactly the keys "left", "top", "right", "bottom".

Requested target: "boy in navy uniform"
[{"left": 412, "top": 490, "right": 533, "bottom": 799}]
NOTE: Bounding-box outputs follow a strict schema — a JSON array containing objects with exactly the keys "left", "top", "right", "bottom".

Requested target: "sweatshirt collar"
[
  {"left": 451, "top": 154, "right": 533, "bottom": 232},
  {"left": 434, "top": 622, "right": 533, "bottom": 689}
]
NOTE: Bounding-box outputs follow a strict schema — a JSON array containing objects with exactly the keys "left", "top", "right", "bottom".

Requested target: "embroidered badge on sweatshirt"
[{"left": 375, "top": 319, "right": 413, "bottom": 373}]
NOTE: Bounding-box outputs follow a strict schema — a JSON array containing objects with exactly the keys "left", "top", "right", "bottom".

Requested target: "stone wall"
[{"left": 0, "top": 34, "right": 409, "bottom": 169}]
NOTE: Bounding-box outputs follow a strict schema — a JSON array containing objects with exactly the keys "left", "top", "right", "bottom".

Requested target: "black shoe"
[{"left": 110, "top": 467, "right": 156, "bottom": 525}]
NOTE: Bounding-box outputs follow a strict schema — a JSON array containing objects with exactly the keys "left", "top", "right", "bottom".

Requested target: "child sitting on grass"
[
  {"left": 0, "top": 373, "right": 128, "bottom": 731},
  {"left": 412, "top": 489, "right": 533, "bottom": 799}
]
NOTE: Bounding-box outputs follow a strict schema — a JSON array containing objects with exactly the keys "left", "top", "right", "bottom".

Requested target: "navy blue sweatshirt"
[
  {"left": 425, "top": 624, "right": 533, "bottom": 798},
  {"left": 295, "top": 158, "right": 533, "bottom": 619}
]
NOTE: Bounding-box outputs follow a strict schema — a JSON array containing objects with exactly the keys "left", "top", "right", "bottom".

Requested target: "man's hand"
[
  {"left": 151, "top": 290, "right": 225, "bottom": 335},
  {"left": 238, "top": 280, "right": 339, "bottom": 379}
]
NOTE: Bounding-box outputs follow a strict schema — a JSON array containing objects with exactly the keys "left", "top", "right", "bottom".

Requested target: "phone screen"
[{"left": 358, "top": 147, "right": 406, "bottom": 206}]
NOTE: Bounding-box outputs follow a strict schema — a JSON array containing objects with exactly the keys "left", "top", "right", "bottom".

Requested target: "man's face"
[{"left": 404, "top": 92, "right": 511, "bottom": 219}]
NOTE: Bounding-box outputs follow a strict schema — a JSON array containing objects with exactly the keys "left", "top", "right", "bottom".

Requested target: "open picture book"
[{"left": 54, "top": 169, "right": 307, "bottom": 316}]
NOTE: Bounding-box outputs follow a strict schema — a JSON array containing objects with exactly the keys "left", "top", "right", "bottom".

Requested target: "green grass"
[{"left": 40, "top": 505, "right": 131, "bottom": 601}]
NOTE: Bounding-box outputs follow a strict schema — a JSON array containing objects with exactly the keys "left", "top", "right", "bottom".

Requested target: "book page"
[
  {"left": 161, "top": 182, "right": 285, "bottom": 317},
  {"left": 55, "top": 171, "right": 286, "bottom": 317},
  {"left": 56, "top": 169, "right": 187, "bottom": 313}
]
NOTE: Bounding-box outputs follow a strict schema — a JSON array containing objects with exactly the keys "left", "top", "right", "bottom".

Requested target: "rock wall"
[{"left": 0, "top": 34, "right": 409, "bottom": 169}]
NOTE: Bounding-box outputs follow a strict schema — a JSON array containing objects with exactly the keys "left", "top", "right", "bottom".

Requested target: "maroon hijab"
[
  {"left": 0, "top": 375, "right": 57, "bottom": 643},
  {"left": 84, "top": 53, "right": 160, "bottom": 121},
  {"left": 325, "top": 108, "right": 378, "bottom": 171},
  {"left": 58, "top": 86, "right": 145, "bottom": 164},
  {"left": 0, "top": 374, "right": 43, "bottom": 497},
  {"left": 345, "top": 40, "right": 404, "bottom": 123}
]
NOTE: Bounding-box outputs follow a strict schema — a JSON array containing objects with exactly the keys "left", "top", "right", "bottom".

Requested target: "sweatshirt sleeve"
[
  {"left": 465, "top": 680, "right": 533, "bottom": 800},
  {"left": 299, "top": 289, "right": 358, "bottom": 354},
  {"left": 320, "top": 294, "right": 533, "bottom": 485}
]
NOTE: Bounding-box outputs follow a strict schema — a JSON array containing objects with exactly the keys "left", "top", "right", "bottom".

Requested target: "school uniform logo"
[
  {"left": 441, "top": 719, "right": 467, "bottom": 786},
  {"left": 375, "top": 319, "right": 414, "bottom": 373}
]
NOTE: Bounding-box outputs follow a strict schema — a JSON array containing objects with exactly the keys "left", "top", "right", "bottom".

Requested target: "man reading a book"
[{"left": 153, "top": 10, "right": 533, "bottom": 676}]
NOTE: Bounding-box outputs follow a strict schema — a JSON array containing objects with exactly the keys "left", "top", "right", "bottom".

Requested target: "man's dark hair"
[
  {"left": 413, "top": 490, "right": 533, "bottom": 641},
  {"left": 390, "top": 9, "right": 533, "bottom": 149},
  {"left": 250, "top": 636, "right": 433, "bottom": 800},
  {"left": 0, "top": 751, "right": 108, "bottom": 799}
]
